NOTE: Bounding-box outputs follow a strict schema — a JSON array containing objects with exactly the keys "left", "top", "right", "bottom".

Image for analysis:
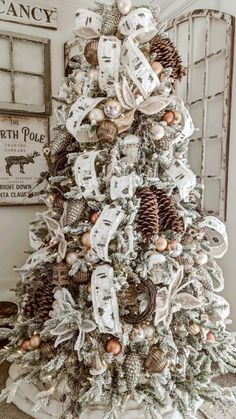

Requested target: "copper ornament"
[
  {"left": 84, "top": 41, "right": 99, "bottom": 67},
  {"left": 144, "top": 346, "right": 167, "bottom": 373},
  {"left": 162, "top": 110, "right": 175, "bottom": 125},
  {"left": 96, "top": 120, "right": 118, "bottom": 144},
  {"left": 105, "top": 338, "right": 122, "bottom": 355},
  {"left": 71, "top": 271, "right": 92, "bottom": 285}
]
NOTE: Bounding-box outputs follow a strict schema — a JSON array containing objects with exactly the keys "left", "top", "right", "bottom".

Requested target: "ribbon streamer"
[
  {"left": 91, "top": 265, "right": 121, "bottom": 334},
  {"left": 74, "top": 151, "right": 103, "bottom": 201},
  {"left": 98, "top": 36, "right": 121, "bottom": 97},
  {"left": 166, "top": 159, "right": 196, "bottom": 200},
  {"left": 110, "top": 173, "right": 141, "bottom": 200},
  {"left": 199, "top": 216, "right": 228, "bottom": 258},
  {"left": 118, "top": 7, "right": 157, "bottom": 43},
  {"left": 74, "top": 9, "right": 102, "bottom": 39}
]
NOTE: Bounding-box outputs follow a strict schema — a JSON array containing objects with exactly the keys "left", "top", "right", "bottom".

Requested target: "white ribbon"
[
  {"left": 118, "top": 7, "right": 157, "bottom": 43},
  {"left": 199, "top": 216, "right": 228, "bottom": 258},
  {"left": 74, "top": 150, "right": 103, "bottom": 201},
  {"left": 74, "top": 9, "right": 103, "bottom": 39},
  {"left": 98, "top": 36, "right": 121, "bottom": 97}
]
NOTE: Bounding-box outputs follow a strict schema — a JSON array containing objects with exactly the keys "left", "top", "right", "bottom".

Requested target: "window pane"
[
  {"left": 0, "top": 36, "right": 11, "bottom": 69},
  {"left": 13, "top": 39, "right": 44, "bottom": 74},
  {"left": 204, "top": 138, "right": 222, "bottom": 176},
  {"left": 14, "top": 74, "right": 44, "bottom": 106},
  {"left": 188, "top": 140, "right": 202, "bottom": 177},
  {"left": 205, "top": 96, "right": 224, "bottom": 137},
  {"left": 192, "top": 17, "right": 206, "bottom": 62},
  {"left": 0, "top": 71, "right": 12, "bottom": 102},
  {"left": 209, "top": 17, "right": 227, "bottom": 54},
  {"left": 189, "top": 101, "right": 204, "bottom": 139},
  {"left": 189, "top": 62, "right": 205, "bottom": 102},
  {"left": 204, "top": 178, "right": 220, "bottom": 214}
]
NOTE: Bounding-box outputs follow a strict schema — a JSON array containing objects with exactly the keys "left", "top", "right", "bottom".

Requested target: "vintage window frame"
[
  {"left": 168, "top": 9, "right": 235, "bottom": 221},
  {"left": 0, "top": 30, "right": 52, "bottom": 116}
]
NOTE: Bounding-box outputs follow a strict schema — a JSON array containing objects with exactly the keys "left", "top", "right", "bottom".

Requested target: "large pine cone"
[
  {"left": 23, "top": 281, "right": 55, "bottom": 324},
  {"left": 149, "top": 36, "right": 186, "bottom": 82},
  {"left": 137, "top": 188, "right": 159, "bottom": 241},
  {"left": 150, "top": 187, "right": 183, "bottom": 234},
  {"left": 124, "top": 353, "right": 142, "bottom": 391},
  {"left": 51, "top": 132, "right": 72, "bottom": 156},
  {"left": 66, "top": 199, "right": 87, "bottom": 226},
  {"left": 144, "top": 346, "right": 167, "bottom": 373}
]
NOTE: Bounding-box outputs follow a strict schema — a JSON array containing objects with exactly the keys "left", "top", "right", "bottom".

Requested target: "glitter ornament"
[
  {"left": 96, "top": 120, "right": 118, "bottom": 144},
  {"left": 101, "top": 5, "right": 121, "bottom": 36},
  {"left": 117, "top": 0, "right": 132, "bottom": 15},
  {"left": 84, "top": 41, "right": 99, "bottom": 66},
  {"left": 29, "top": 333, "right": 41, "bottom": 350},
  {"left": 66, "top": 252, "right": 78, "bottom": 266},
  {"left": 81, "top": 231, "right": 91, "bottom": 248},
  {"left": 72, "top": 271, "right": 91, "bottom": 285},
  {"left": 155, "top": 236, "right": 168, "bottom": 252},
  {"left": 21, "top": 339, "right": 31, "bottom": 351},
  {"left": 195, "top": 252, "right": 208, "bottom": 266},
  {"left": 51, "top": 132, "right": 71, "bottom": 156},
  {"left": 124, "top": 353, "right": 142, "bottom": 391},
  {"left": 162, "top": 110, "right": 175, "bottom": 125},
  {"left": 130, "top": 327, "right": 145, "bottom": 343},
  {"left": 104, "top": 99, "right": 122, "bottom": 119},
  {"left": 88, "top": 108, "right": 105, "bottom": 124},
  {"left": 151, "top": 124, "right": 165, "bottom": 141},
  {"left": 151, "top": 61, "right": 164, "bottom": 76},
  {"left": 105, "top": 338, "right": 122, "bottom": 355},
  {"left": 167, "top": 241, "right": 183, "bottom": 257},
  {"left": 145, "top": 346, "right": 167, "bottom": 373},
  {"left": 66, "top": 199, "right": 86, "bottom": 226}
]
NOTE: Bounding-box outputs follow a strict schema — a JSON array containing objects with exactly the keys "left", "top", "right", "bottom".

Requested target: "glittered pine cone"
[
  {"left": 124, "top": 353, "right": 142, "bottom": 392},
  {"left": 136, "top": 188, "right": 159, "bottom": 241},
  {"left": 150, "top": 36, "right": 187, "bottom": 82},
  {"left": 150, "top": 187, "right": 184, "bottom": 234},
  {"left": 51, "top": 132, "right": 72, "bottom": 156},
  {"left": 101, "top": 5, "right": 121, "bottom": 35},
  {"left": 71, "top": 271, "right": 91, "bottom": 285},
  {"left": 66, "top": 199, "right": 87, "bottom": 226}
]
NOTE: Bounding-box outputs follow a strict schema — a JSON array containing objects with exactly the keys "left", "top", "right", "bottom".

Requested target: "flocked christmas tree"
[{"left": 1, "top": 1, "right": 236, "bottom": 418}]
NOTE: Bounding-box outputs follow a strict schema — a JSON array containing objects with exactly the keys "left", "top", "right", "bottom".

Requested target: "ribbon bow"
[{"left": 48, "top": 288, "right": 96, "bottom": 360}]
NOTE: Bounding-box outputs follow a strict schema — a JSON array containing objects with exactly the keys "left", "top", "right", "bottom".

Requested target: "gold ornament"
[
  {"left": 96, "top": 119, "right": 118, "bottom": 144},
  {"left": 155, "top": 236, "right": 168, "bottom": 252},
  {"left": 20, "top": 339, "right": 31, "bottom": 351},
  {"left": 29, "top": 333, "right": 41, "bottom": 350},
  {"left": 145, "top": 346, "right": 167, "bottom": 373},
  {"left": 124, "top": 353, "right": 142, "bottom": 391},
  {"left": 151, "top": 61, "right": 164, "bottom": 76},
  {"left": 66, "top": 251, "right": 78, "bottom": 266},
  {"left": 188, "top": 323, "right": 200, "bottom": 336},
  {"left": 105, "top": 338, "right": 122, "bottom": 355},
  {"left": 117, "top": 0, "right": 132, "bottom": 15},
  {"left": 81, "top": 231, "right": 91, "bottom": 248},
  {"left": 104, "top": 99, "right": 122, "bottom": 119},
  {"left": 84, "top": 41, "right": 99, "bottom": 66}
]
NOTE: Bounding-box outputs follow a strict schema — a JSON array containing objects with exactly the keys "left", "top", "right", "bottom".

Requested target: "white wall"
[{"left": 0, "top": 0, "right": 79, "bottom": 302}]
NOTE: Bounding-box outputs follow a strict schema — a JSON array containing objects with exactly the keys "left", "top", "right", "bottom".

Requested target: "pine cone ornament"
[
  {"left": 201, "top": 274, "right": 214, "bottom": 291},
  {"left": 40, "top": 341, "right": 56, "bottom": 360},
  {"left": 137, "top": 188, "right": 159, "bottom": 241},
  {"left": 23, "top": 281, "right": 55, "bottom": 324},
  {"left": 144, "top": 346, "right": 167, "bottom": 373},
  {"left": 124, "top": 353, "right": 142, "bottom": 391},
  {"left": 71, "top": 271, "right": 91, "bottom": 285},
  {"left": 101, "top": 5, "right": 121, "bottom": 35},
  {"left": 66, "top": 199, "right": 87, "bottom": 226},
  {"left": 150, "top": 36, "right": 186, "bottom": 82},
  {"left": 51, "top": 132, "right": 72, "bottom": 156},
  {"left": 150, "top": 187, "right": 183, "bottom": 234}
]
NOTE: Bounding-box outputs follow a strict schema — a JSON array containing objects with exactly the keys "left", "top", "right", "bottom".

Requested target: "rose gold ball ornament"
[
  {"left": 88, "top": 108, "right": 105, "bottom": 124},
  {"left": 90, "top": 212, "right": 100, "bottom": 224},
  {"left": 96, "top": 120, "right": 118, "bottom": 144},
  {"left": 81, "top": 231, "right": 91, "bottom": 249},
  {"left": 167, "top": 241, "right": 183, "bottom": 258},
  {"left": 20, "top": 339, "right": 31, "bottom": 351},
  {"left": 151, "top": 124, "right": 165, "bottom": 141},
  {"left": 173, "top": 111, "right": 182, "bottom": 125},
  {"left": 195, "top": 252, "right": 208, "bottom": 266},
  {"left": 105, "top": 338, "right": 122, "bottom": 355},
  {"left": 29, "top": 333, "right": 41, "bottom": 350},
  {"left": 84, "top": 40, "right": 99, "bottom": 66},
  {"left": 151, "top": 61, "right": 164, "bottom": 76},
  {"left": 207, "top": 331, "right": 216, "bottom": 343},
  {"left": 117, "top": 0, "right": 132, "bottom": 15},
  {"left": 155, "top": 236, "right": 168, "bottom": 252},
  {"left": 66, "top": 251, "right": 78, "bottom": 266},
  {"left": 144, "top": 324, "right": 155, "bottom": 340},
  {"left": 130, "top": 327, "right": 145, "bottom": 343},
  {"left": 162, "top": 110, "right": 175, "bottom": 126},
  {"left": 104, "top": 99, "right": 122, "bottom": 119}
]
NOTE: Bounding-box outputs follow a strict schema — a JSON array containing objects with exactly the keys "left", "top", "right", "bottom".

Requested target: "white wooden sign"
[
  {"left": 0, "top": 114, "right": 49, "bottom": 205},
  {"left": 0, "top": 1, "right": 57, "bottom": 29}
]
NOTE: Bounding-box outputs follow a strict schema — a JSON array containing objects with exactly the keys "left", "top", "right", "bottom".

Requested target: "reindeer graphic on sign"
[{"left": 5, "top": 151, "right": 40, "bottom": 176}]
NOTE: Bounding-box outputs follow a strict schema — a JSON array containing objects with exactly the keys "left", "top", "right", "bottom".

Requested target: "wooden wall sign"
[
  {"left": 0, "top": 0, "right": 57, "bottom": 29},
  {"left": 0, "top": 114, "right": 49, "bottom": 205}
]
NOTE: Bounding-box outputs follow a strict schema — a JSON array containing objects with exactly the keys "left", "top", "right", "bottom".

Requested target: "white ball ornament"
[
  {"left": 144, "top": 325, "right": 155, "bottom": 340},
  {"left": 84, "top": 249, "right": 100, "bottom": 264},
  {"left": 89, "top": 68, "right": 99, "bottom": 81},
  {"left": 167, "top": 241, "right": 183, "bottom": 258},
  {"left": 117, "top": 0, "right": 132, "bottom": 15},
  {"left": 151, "top": 124, "right": 165, "bottom": 141},
  {"left": 130, "top": 327, "right": 145, "bottom": 343},
  {"left": 195, "top": 252, "right": 208, "bottom": 266},
  {"left": 104, "top": 100, "right": 122, "bottom": 119},
  {"left": 88, "top": 108, "right": 105, "bottom": 124},
  {"left": 66, "top": 252, "right": 78, "bottom": 266}
]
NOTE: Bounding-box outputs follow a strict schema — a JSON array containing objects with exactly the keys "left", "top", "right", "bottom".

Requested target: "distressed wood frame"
[
  {"left": 168, "top": 9, "right": 235, "bottom": 221},
  {"left": 0, "top": 30, "right": 52, "bottom": 116}
]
